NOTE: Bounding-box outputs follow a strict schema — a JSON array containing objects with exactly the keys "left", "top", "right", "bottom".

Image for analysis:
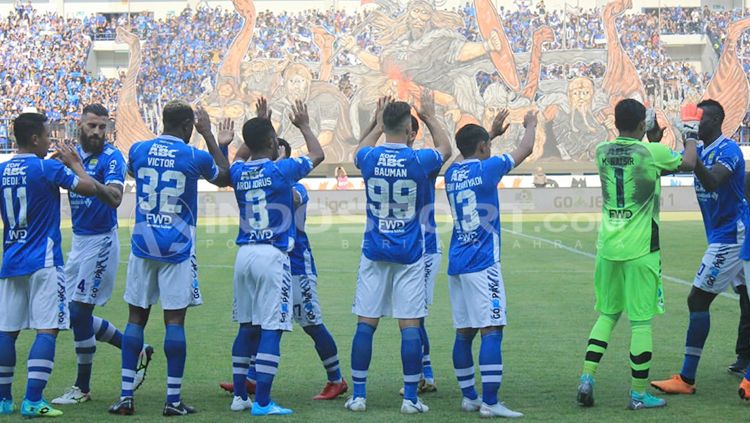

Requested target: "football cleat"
[
  {"left": 313, "top": 379, "right": 348, "bottom": 400},
  {"left": 729, "top": 358, "right": 750, "bottom": 377},
  {"left": 479, "top": 402, "right": 524, "bottom": 418},
  {"left": 251, "top": 401, "right": 293, "bottom": 416},
  {"left": 461, "top": 397, "right": 482, "bottom": 412},
  {"left": 219, "top": 379, "right": 256, "bottom": 395},
  {"left": 344, "top": 396, "right": 367, "bottom": 412},
  {"left": 650, "top": 375, "right": 696, "bottom": 394},
  {"left": 739, "top": 378, "right": 750, "bottom": 400},
  {"left": 400, "top": 398, "right": 429, "bottom": 414},
  {"left": 230, "top": 396, "right": 252, "bottom": 412},
  {"left": 163, "top": 401, "right": 197, "bottom": 416},
  {"left": 628, "top": 391, "right": 666, "bottom": 410},
  {"left": 134, "top": 344, "right": 154, "bottom": 391},
  {"left": 51, "top": 386, "right": 91, "bottom": 405},
  {"left": 20, "top": 399, "right": 63, "bottom": 417},
  {"left": 577, "top": 374, "right": 595, "bottom": 407},
  {"left": 108, "top": 397, "right": 135, "bottom": 415},
  {"left": 0, "top": 398, "right": 16, "bottom": 415}
]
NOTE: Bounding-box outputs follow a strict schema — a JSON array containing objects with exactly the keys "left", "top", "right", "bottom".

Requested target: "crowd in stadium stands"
[{"left": 2, "top": 2, "right": 750, "bottom": 147}]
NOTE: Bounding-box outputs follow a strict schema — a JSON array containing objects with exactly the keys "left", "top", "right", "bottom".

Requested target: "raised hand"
[
  {"left": 194, "top": 106, "right": 212, "bottom": 135},
  {"left": 290, "top": 100, "right": 310, "bottom": 128},
  {"left": 417, "top": 89, "right": 436, "bottom": 120},
  {"left": 523, "top": 110, "right": 538, "bottom": 128},
  {"left": 256, "top": 97, "right": 272, "bottom": 120},
  {"left": 647, "top": 116, "right": 665, "bottom": 143},
  {"left": 51, "top": 141, "right": 83, "bottom": 169},
  {"left": 490, "top": 109, "right": 511, "bottom": 138},
  {"left": 375, "top": 95, "right": 394, "bottom": 128},
  {"left": 217, "top": 118, "right": 235, "bottom": 146}
]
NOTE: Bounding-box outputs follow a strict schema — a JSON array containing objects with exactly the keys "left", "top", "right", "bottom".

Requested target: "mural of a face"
[
  {"left": 482, "top": 83, "right": 510, "bottom": 128},
  {"left": 283, "top": 64, "right": 312, "bottom": 102},
  {"left": 408, "top": 2, "right": 433, "bottom": 39},
  {"left": 568, "top": 77, "right": 594, "bottom": 113}
]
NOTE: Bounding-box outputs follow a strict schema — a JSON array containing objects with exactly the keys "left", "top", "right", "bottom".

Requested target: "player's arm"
[
  {"left": 355, "top": 96, "right": 392, "bottom": 158},
  {"left": 195, "top": 106, "right": 231, "bottom": 187},
  {"left": 290, "top": 100, "right": 325, "bottom": 168},
  {"left": 676, "top": 139, "right": 698, "bottom": 172},
  {"left": 93, "top": 181, "right": 123, "bottom": 208},
  {"left": 51, "top": 143, "right": 98, "bottom": 196},
  {"left": 504, "top": 111, "right": 538, "bottom": 167},
  {"left": 417, "top": 90, "right": 452, "bottom": 162},
  {"left": 293, "top": 188, "right": 302, "bottom": 209},
  {"left": 693, "top": 149, "right": 735, "bottom": 192}
]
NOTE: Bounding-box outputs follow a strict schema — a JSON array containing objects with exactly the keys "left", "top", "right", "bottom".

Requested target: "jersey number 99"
[{"left": 367, "top": 178, "right": 416, "bottom": 219}]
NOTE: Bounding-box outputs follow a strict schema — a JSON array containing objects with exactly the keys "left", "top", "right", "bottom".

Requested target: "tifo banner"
[{"left": 109, "top": 0, "right": 750, "bottom": 165}]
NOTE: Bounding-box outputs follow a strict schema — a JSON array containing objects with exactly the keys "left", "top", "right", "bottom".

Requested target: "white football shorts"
[
  {"left": 449, "top": 263, "right": 507, "bottom": 329},
  {"left": 0, "top": 266, "right": 69, "bottom": 331},
  {"left": 65, "top": 228, "right": 120, "bottom": 306},
  {"left": 693, "top": 243, "right": 745, "bottom": 294},
  {"left": 353, "top": 255, "right": 427, "bottom": 319}
]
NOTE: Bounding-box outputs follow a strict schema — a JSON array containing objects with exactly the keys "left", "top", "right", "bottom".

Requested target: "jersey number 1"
[
  {"left": 2, "top": 187, "right": 27, "bottom": 229},
  {"left": 614, "top": 168, "right": 625, "bottom": 208}
]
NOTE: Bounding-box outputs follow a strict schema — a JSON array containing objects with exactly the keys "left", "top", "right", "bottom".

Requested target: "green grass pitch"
[{"left": 1, "top": 213, "right": 749, "bottom": 422}]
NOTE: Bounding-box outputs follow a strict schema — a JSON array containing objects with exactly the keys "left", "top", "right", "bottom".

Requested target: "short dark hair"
[
  {"left": 455, "top": 124, "right": 490, "bottom": 157},
  {"left": 278, "top": 138, "right": 291, "bottom": 158},
  {"left": 697, "top": 99, "right": 725, "bottom": 124},
  {"left": 14, "top": 113, "right": 48, "bottom": 147},
  {"left": 242, "top": 117, "right": 276, "bottom": 152},
  {"left": 411, "top": 115, "right": 419, "bottom": 133},
  {"left": 162, "top": 100, "right": 194, "bottom": 129},
  {"left": 82, "top": 103, "right": 109, "bottom": 117},
  {"left": 614, "top": 99, "right": 646, "bottom": 133},
  {"left": 382, "top": 101, "right": 412, "bottom": 133}
]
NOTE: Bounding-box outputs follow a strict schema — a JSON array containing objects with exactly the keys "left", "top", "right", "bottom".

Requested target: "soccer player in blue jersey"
[
  {"left": 223, "top": 135, "right": 345, "bottom": 411},
  {"left": 108, "top": 101, "right": 231, "bottom": 416},
  {"left": 345, "top": 91, "right": 451, "bottom": 414},
  {"left": 52, "top": 104, "right": 152, "bottom": 406},
  {"left": 228, "top": 98, "right": 325, "bottom": 416},
  {"left": 444, "top": 109, "right": 536, "bottom": 418},
  {"left": 0, "top": 113, "right": 98, "bottom": 417},
  {"left": 652, "top": 100, "right": 750, "bottom": 395}
]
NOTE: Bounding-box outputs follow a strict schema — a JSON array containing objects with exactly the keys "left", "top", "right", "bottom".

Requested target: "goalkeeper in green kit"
[{"left": 576, "top": 99, "right": 698, "bottom": 410}]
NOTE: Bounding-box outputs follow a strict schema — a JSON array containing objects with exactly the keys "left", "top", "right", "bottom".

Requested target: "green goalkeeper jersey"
[{"left": 596, "top": 137, "right": 682, "bottom": 261}]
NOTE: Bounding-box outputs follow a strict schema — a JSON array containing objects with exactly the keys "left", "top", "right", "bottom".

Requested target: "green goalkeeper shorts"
[{"left": 594, "top": 251, "right": 665, "bottom": 321}]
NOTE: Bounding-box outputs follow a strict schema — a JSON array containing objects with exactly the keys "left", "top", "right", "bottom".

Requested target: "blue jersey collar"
[
  {"left": 157, "top": 134, "right": 184, "bottom": 143},
  {"left": 247, "top": 158, "right": 271, "bottom": 165},
  {"left": 13, "top": 153, "right": 36, "bottom": 159},
  {"left": 382, "top": 142, "right": 408, "bottom": 149},
  {"left": 702, "top": 135, "right": 727, "bottom": 156}
]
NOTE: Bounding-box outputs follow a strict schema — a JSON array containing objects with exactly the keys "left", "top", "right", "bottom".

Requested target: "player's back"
[
  {"left": 289, "top": 182, "right": 316, "bottom": 275},
  {"left": 694, "top": 137, "right": 749, "bottom": 244},
  {"left": 232, "top": 157, "right": 312, "bottom": 252},
  {"left": 69, "top": 144, "right": 126, "bottom": 235},
  {"left": 0, "top": 154, "right": 78, "bottom": 277},
  {"left": 128, "top": 136, "right": 219, "bottom": 263},
  {"left": 356, "top": 143, "right": 443, "bottom": 265},
  {"left": 445, "top": 155, "right": 514, "bottom": 275},
  {"left": 596, "top": 138, "right": 682, "bottom": 261}
]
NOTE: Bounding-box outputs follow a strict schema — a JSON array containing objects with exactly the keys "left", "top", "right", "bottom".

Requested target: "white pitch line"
[{"left": 501, "top": 228, "right": 739, "bottom": 301}]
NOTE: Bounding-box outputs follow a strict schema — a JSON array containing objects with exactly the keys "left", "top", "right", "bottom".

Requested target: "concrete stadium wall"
[{"left": 70, "top": 187, "right": 699, "bottom": 222}]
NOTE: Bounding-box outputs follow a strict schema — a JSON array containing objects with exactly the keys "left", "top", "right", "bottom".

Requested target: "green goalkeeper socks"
[
  {"left": 582, "top": 313, "right": 620, "bottom": 376},
  {"left": 629, "top": 319, "right": 653, "bottom": 393}
]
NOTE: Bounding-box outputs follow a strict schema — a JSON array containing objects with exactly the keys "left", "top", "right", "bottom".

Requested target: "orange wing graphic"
[
  {"left": 702, "top": 17, "right": 750, "bottom": 137},
  {"left": 474, "top": 0, "right": 521, "bottom": 92}
]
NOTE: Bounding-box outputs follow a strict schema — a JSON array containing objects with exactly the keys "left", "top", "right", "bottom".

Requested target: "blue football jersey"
[
  {"left": 445, "top": 154, "right": 515, "bottom": 275},
  {"left": 0, "top": 154, "right": 79, "bottom": 278},
  {"left": 231, "top": 156, "right": 313, "bottom": 251},
  {"left": 289, "top": 183, "right": 317, "bottom": 276},
  {"left": 128, "top": 136, "right": 219, "bottom": 263},
  {"left": 694, "top": 137, "right": 749, "bottom": 244},
  {"left": 355, "top": 144, "right": 443, "bottom": 265},
  {"left": 69, "top": 144, "right": 126, "bottom": 235},
  {"left": 421, "top": 173, "right": 440, "bottom": 255}
]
